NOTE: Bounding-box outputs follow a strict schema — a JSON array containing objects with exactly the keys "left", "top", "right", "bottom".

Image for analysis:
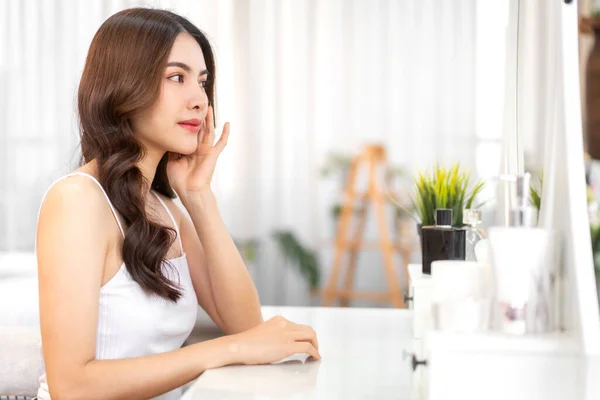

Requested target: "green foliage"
[
  {"left": 591, "top": 224, "right": 600, "bottom": 276},
  {"left": 319, "top": 152, "right": 353, "bottom": 178},
  {"left": 234, "top": 239, "right": 259, "bottom": 263},
  {"left": 529, "top": 186, "right": 541, "bottom": 211},
  {"left": 272, "top": 231, "right": 320, "bottom": 290},
  {"left": 530, "top": 185, "right": 541, "bottom": 211},
  {"left": 408, "top": 164, "right": 485, "bottom": 226},
  {"left": 528, "top": 171, "right": 543, "bottom": 211},
  {"left": 331, "top": 203, "right": 343, "bottom": 220}
]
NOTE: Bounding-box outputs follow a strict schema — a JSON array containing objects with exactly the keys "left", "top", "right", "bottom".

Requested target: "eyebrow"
[{"left": 166, "top": 61, "right": 208, "bottom": 76}]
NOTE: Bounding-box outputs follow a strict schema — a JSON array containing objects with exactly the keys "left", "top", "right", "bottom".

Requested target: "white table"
[
  {"left": 181, "top": 306, "right": 600, "bottom": 400},
  {"left": 182, "top": 306, "right": 418, "bottom": 399}
]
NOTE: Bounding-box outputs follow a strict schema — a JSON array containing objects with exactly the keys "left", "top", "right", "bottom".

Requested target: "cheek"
[
  {"left": 130, "top": 112, "right": 154, "bottom": 141},
  {"left": 150, "top": 97, "right": 175, "bottom": 125}
]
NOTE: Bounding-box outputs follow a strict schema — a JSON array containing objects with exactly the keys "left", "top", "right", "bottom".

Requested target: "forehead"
[{"left": 167, "top": 32, "right": 206, "bottom": 71}]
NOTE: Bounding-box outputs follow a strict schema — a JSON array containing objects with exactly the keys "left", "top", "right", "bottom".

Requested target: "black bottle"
[{"left": 421, "top": 208, "right": 466, "bottom": 275}]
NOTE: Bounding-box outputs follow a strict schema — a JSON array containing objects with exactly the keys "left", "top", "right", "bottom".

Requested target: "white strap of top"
[
  {"left": 38, "top": 172, "right": 183, "bottom": 253},
  {"left": 152, "top": 191, "right": 184, "bottom": 255},
  {"left": 66, "top": 172, "right": 126, "bottom": 238},
  {"left": 37, "top": 172, "right": 126, "bottom": 240}
]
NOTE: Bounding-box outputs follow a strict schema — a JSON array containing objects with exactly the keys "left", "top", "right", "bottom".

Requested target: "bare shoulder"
[
  {"left": 37, "top": 174, "right": 114, "bottom": 249},
  {"left": 40, "top": 174, "right": 110, "bottom": 218}
]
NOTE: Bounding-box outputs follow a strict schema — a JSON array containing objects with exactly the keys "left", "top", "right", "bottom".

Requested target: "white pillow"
[
  {"left": 0, "top": 276, "right": 39, "bottom": 328},
  {"left": 0, "top": 252, "right": 37, "bottom": 279},
  {"left": 0, "top": 327, "right": 44, "bottom": 398}
]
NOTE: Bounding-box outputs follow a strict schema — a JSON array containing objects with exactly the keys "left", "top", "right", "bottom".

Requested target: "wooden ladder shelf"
[{"left": 322, "top": 144, "right": 408, "bottom": 308}]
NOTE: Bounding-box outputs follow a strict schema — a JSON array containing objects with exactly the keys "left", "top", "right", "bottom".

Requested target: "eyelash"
[{"left": 168, "top": 74, "right": 208, "bottom": 88}]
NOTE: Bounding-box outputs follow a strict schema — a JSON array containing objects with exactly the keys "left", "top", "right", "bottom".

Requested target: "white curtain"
[{"left": 1, "top": 0, "right": 499, "bottom": 306}]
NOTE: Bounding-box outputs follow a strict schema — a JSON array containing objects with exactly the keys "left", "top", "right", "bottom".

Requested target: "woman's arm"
[
  {"left": 180, "top": 188, "right": 263, "bottom": 335},
  {"left": 38, "top": 178, "right": 319, "bottom": 400},
  {"left": 166, "top": 108, "right": 262, "bottom": 334},
  {"left": 36, "top": 178, "right": 236, "bottom": 400}
]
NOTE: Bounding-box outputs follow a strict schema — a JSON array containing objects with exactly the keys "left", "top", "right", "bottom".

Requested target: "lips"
[{"left": 178, "top": 119, "right": 202, "bottom": 132}]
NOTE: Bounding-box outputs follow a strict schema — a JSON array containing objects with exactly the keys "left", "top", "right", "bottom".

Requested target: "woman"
[{"left": 35, "top": 7, "right": 320, "bottom": 400}]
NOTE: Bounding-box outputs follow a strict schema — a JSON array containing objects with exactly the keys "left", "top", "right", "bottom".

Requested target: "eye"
[
  {"left": 199, "top": 80, "right": 208, "bottom": 88},
  {"left": 168, "top": 74, "right": 184, "bottom": 83}
]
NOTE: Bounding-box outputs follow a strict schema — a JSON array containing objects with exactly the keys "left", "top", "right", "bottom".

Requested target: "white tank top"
[{"left": 36, "top": 172, "right": 199, "bottom": 400}]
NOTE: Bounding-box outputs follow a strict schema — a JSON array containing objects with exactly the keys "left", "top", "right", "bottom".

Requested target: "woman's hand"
[
  {"left": 166, "top": 105, "right": 229, "bottom": 202},
  {"left": 228, "top": 316, "right": 321, "bottom": 365}
]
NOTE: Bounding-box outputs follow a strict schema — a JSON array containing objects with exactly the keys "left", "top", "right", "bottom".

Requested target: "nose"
[{"left": 187, "top": 85, "right": 209, "bottom": 112}]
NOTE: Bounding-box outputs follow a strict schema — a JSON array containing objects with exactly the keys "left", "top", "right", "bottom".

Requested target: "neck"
[
  {"left": 136, "top": 147, "right": 166, "bottom": 197},
  {"left": 88, "top": 143, "right": 166, "bottom": 198}
]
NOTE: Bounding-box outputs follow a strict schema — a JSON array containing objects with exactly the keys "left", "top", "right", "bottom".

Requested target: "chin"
[
  {"left": 168, "top": 146, "right": 196, "bottom": 156},
  {"left": 170, "top": 137, "right": 198, "bottom": 155}
]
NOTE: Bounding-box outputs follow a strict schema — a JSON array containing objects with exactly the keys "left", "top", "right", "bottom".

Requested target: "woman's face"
[{"left": 131, "top": 32, "right": 209, "bottom": 157}]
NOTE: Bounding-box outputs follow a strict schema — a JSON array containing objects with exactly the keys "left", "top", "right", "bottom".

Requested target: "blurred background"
[{"left": 0, "top": 0, "right": 557, "bottom": 307}]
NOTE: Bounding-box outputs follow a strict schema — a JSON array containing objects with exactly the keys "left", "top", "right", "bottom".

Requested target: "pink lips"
[{"left": 178, "top": 119, "right": 202, "bottom": 132}]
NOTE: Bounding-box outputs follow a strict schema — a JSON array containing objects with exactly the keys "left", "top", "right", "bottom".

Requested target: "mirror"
[{"left": 513, "top": 0, "right": 600, "bottom": 353}]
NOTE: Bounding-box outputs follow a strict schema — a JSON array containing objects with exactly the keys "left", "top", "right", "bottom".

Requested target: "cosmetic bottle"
[
  {"left": 463, "top": 209, "right": 486, "bottom": 262},
  {"left": 431, "top": 260, "right": 491, "bottom": 332},
  {"left": 421, "top": 209, "right": 466, "bottom": 275},
  {"left": 488, "top": 174, "right": 556, "bottom": 334}
]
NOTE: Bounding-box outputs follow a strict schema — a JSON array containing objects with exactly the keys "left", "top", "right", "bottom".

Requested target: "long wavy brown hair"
[{"left": 77, "top": 8, "right": 216, "bottom": 302}]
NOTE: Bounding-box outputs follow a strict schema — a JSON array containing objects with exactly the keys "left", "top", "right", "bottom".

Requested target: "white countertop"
[
  {"left": 181, "top": 306, "right": 600, "bottom": 400},
  {"left": 182, "top": 306, "right": 417, "bottom": 400}
]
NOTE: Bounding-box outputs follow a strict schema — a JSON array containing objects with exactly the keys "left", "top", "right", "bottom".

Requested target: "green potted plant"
[
  {"left": 391, "top": 163, "right": 485, "bottom": 233},
  {"left": 272, "top": 231, "right": 321, "bottom": 299}
]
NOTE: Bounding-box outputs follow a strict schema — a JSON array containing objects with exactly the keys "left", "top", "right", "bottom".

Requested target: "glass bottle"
[
  {"left": 421, "top": 208, "right": 466, "bottom": 275},
  {"left": 463, "top": 209, "right": 486, "bottom": 261}
]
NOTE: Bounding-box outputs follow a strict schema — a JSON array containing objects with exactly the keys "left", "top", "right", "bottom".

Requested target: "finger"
[
  {"left": 291, "top": 326, "right": 319, "bottom": 350},
  {"left": 200, "top": 114, "right": 210, "bottom": 144},
  {"left": 206, "top": 105, "right": 215, "bottom": 145},
  {"left": 292, "top": 342, "right": 321, "bottom": 361},
  {"left": 215, "top": 122, "right": 230, "bottom": 153},
  {"left": 197, "top": 122, "right": 205, "bottom": 144}
]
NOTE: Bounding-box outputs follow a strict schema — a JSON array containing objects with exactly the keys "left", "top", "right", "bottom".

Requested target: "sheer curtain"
[
  {"left": 0, "top": 0, "right": 237, "bottom": 250},
  {"left": 1, "top": 0, "right": 490, "bottom": 305},
  {"left": 228, "top": 0, "right": 480, "bottom": 304}
]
